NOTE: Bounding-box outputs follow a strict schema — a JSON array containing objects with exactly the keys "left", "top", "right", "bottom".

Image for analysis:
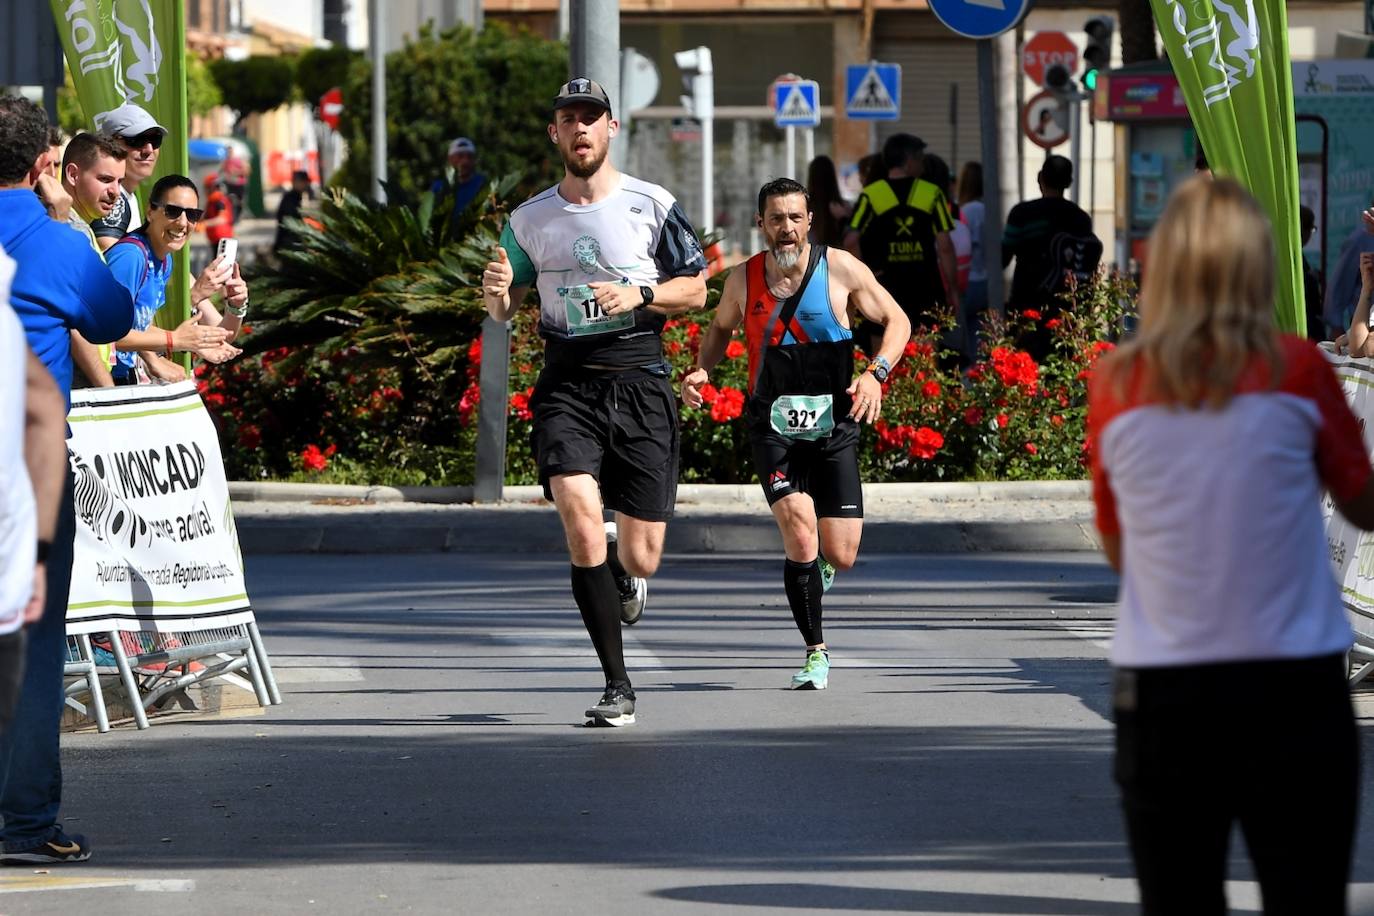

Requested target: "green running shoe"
[
  {"left": 818, "top": 556, "right": 836, "bottom": 593},
  {"left": 790, "top": 649, "right": 830, "bottom": 690}
]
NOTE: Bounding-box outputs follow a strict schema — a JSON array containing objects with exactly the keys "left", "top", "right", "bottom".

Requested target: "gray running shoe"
[
  {"left": 618, "top": 574, "right": 647, "bottom": 625},
  {"left": 605, "top": 520, "right": 647, "bottom": 625},
  {"left": 585, "top": 686, "right": 636, "bottom": 727}
]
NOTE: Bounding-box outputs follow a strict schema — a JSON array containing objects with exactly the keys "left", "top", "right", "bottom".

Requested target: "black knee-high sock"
[
  {"left": 605, "top": 536, "right": 629, "bottom": 584},
  {"left": 571, "top": 562, "right": 630, "bottom": 689},
  {"left": 784, "top": 558, "right": 824, "bottom": 647}
]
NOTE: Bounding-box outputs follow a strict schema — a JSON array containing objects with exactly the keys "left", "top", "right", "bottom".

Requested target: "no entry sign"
[{"left": 1022, "top": 31, "right": 1078, "bottom": 88}]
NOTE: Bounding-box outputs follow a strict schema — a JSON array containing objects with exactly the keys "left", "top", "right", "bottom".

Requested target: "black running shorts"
[
  {"left": 529, "top": 366, "right": 680, "bottom": 522},
  {"left": 748, "top": 420, "right": 864, "bottom": 518}
]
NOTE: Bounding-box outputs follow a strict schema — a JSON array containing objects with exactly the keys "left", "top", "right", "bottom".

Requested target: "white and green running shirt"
[{"left": 499, "top": 174, "right": 706, "bottom": 369}]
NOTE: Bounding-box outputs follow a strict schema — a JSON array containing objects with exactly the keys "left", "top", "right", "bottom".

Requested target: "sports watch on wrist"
[
  {"left": 866, "top": 355, "right": 891, "bottom": 383},
  {"left": 638, "top": 285, "right": 655, "bottom": 309}
]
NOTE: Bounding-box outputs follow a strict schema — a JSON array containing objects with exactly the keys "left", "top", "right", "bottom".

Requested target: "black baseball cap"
[{"left": 553, "top": 78, "right": 612, "bottom": 114}]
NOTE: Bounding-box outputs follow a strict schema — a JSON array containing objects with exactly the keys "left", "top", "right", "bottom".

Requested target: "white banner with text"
[
  {"left": 1322, "top": 348, "right": 1374, "bottom": 648},
  {"left": 65, "top": 382, "right": 253, "bottom": 636}
]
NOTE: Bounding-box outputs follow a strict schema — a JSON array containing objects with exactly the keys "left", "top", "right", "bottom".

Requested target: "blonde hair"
[{"left": 1110, "top": 176, "right": 1282, "bottom": 408}]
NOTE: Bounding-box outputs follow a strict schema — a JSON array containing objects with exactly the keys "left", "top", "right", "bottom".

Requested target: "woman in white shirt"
[{"left": 1088, "top": 176, "right": 1374, "bottom": 914}]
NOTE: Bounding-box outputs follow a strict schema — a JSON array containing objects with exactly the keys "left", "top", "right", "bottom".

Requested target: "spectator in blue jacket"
[{"left": 0, "top": 94, "right": 133, "bottom": 867}]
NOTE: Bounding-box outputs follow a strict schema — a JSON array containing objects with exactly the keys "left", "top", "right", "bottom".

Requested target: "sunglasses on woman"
[
  {"left": 122, "top": 130, "right": 164, "bottom": 150},
  {"left": 152, "top": 203, "right": 203, "bottom": 223}
]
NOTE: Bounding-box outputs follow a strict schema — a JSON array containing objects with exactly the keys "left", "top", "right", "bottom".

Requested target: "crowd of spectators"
[{"left": 0, "top": 91, "right": 256, "bottom": 866}]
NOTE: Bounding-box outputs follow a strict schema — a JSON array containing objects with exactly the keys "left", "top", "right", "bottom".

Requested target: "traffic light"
[
  {"left": 1082, "top": 16, "right": 1115, "bottom": 91},
  {"left": 1045, "top": 63, "right": 1072, "bottom": 96},
  {"left": 675, "top": 46, "right": 714, "bottom": 121}
]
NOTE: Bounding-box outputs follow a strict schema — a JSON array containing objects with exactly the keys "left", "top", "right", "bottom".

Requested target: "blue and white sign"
[
  {"left": 927, "top": 0, "right": 1034, "bottom": 40},
  {"left": 845, "top": 63, "right": 901, "bottom": 121},
  {"left": 773, "top": 80, "right": 821, "bottom": 128}
]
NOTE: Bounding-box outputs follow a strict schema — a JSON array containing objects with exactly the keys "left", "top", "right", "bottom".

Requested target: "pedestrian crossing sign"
[
  {"left": 773, "top": 80, "right": 821, "bottom": 128},
  {"left": 845, "top": 63, "right": 901, "bottom": 121}
]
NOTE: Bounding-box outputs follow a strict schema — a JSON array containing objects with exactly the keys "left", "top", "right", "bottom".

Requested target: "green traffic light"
[{"left": 1083, "top": 68, "right": 1098, "bottom": 91}]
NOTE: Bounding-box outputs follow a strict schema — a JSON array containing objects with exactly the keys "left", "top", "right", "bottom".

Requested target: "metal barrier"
[{"left": 62, "top": 621, "right": 280, "bottom": 731}]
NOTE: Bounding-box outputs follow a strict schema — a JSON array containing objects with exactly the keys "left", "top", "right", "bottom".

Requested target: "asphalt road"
[{"left": 4, "top": 553, "right": 1373, "bottom": 915}]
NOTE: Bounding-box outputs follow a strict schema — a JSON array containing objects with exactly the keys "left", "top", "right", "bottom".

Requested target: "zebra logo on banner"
[{"left": 1161, "top": 0, "right": 1260, "bottom": 106}]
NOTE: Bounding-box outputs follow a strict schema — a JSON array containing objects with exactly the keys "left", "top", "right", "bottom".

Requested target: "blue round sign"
[{"left": 927, "top": 0, "right": 1034, "bottom": 40}]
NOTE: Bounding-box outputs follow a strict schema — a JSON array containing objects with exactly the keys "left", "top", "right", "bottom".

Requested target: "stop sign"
[
  {"left": 319, "top": 87, "right": 343, "bottom": 130},
  {"left": 1022, "top": 31, "right": 1079, "bottom": 87}
]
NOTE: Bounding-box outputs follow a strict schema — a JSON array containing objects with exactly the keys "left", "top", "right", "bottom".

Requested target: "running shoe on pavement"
[
  {"left": 604, "top": 521, "right": 647, "bottom": 625},
  {"left": 818, "top": 556, "right": 837, "bottom": 593},
  {"left": 585, "top": 685, "right": 636, "bottom": 727},
  {"left": 0, "top": 830, "right": 92, "bottom": 865},
  {"left": 791, "top": 649, "right": 830, "bottom": 690}
]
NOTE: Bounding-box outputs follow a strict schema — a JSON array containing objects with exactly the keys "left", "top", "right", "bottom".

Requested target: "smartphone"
[{"left": 216, "top": 238, "right": 238, "bottom": 268}]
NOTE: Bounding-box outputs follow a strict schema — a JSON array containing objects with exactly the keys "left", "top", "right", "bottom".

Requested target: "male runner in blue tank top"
[{"left": 682, "top": 178, "right": 910, "bottom": 689}]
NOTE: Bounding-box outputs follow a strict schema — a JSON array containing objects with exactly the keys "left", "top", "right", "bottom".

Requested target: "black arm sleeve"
[{"left": 654, "top": 202, "right": 708, "bottom": 278}]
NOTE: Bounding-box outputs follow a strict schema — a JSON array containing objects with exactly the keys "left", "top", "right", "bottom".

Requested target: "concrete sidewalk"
[{"left": 229, "top": 481, "right": 1100, "bottom": 555}]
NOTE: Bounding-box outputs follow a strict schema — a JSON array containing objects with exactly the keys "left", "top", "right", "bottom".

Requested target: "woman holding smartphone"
[
  {"left": 105, "top": 174, "right": 248, "bottom": 384},
  {"left": 1088, "top": 176, "right": 1374, "bottom": 914}
]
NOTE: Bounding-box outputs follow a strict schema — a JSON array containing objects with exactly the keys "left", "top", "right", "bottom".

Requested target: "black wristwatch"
[{"left": 638, "top": 285, "right": 655, "bottom": 309}]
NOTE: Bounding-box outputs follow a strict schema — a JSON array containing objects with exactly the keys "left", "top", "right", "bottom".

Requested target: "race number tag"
[
  {"left": 769, "top": 394, "right": 835, "bottom": 440},
  {"left": 561, "top": 283, "right": 635, "bottom": 337}
]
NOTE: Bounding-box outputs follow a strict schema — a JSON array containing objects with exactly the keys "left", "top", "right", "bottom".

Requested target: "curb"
[
  {"left": 234, "top": 508, "right": 1101, "bottom": 555},
  {"left": 228, "top": 480, "right": 1091, "bottom": 506}
]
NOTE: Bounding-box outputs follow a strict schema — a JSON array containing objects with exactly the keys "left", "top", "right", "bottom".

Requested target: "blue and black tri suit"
[{"left": 741, "top": 244, "right": 863, "bottom": 518}]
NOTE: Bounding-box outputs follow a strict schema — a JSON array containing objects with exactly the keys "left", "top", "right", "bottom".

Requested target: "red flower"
[
  {"left": 666, "top": 340, "right": 684, "bottom": 356},
  {"left": 324, "top": 444, "right": 338, "bottom": 457},
  {"left": 921, "top": 380, "right": 941, "bottom": 399},
  {"left": 467, "top": 337, "right": 482, "bottom": 364},
  {"left": 989, "top": 346, "right": 1040, "bottom": 394},
  {"left": 458, "top": 382, "right": 480, "bottom": 426},
  {"left": 725, "top": 340, "right": 746, "bottom": 360},
  {"left": 238, "top": 424, "right": 261, "bottom": 450},
  {"left": 698, "top": 383, "right": 719, "bottom": 405},
  {"left": 380, "top": 387, "right": 403, "bottom": 402},
  {"left": 663, "top": 319, "right": 680, "bottom": 331},
  {"left": 903, "top": 341, "right": 918, "bottom": 359},
  {"left": 909, "top": 426, "right": 945, "bottom": 460},
  {"left": 510, "top": 390, "right": 533, "bottom": 421},
  {"left": 963, "top": 407, "right": 983, "bottom": 426},
  {"left": 1023, "top": 309, "right": 1042, "bottom": 321},
  {"left": 1051, "top": 414, "right": 1065, "bottom": 427},
  {"left": 301, "top": 444, "right": 328, "bottom": 472},
  {"left": 996, "top": 413, "right": 1010, "bottom": 428},
  {"left": 1045, "top": 318, "right": 1062, "bottom": 330},
  {"left": 685, "top": 323, "right": 702, "bottom": 340},
  {"left": 1024, "top": 442, "right": 1039, "bottom": 455},
  {"left": 710, "top": 386, "right": 745, "bottom": 422},
  {"left": 204, "top": 392, "right": 226, "bottom": 409}
]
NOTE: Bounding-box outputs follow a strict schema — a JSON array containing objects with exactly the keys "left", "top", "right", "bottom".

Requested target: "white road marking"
[
  {"left": 1057, "top": 622, "right": 1114, "bottom": 651},
  {"left": 487, "top": 629, "right": 667, "bottom": 670},
  {"left": 269, "top": 656, "right": 365, "bottom": 683},
  {"left": 0, "top": 875, "right": 195, "bottom": 894}
]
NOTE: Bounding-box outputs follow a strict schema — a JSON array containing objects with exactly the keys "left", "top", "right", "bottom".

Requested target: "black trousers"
[
  {"left": 0, "top": 631, "right": 23, "bottom": 735},
  {"left": 1113, "top": 654, "right": 1358, "bottom": 915}
]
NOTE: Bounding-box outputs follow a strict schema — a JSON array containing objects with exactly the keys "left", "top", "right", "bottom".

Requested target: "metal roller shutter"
[{"left": 872, "top": 37, "right": 982, "bottom": 174}]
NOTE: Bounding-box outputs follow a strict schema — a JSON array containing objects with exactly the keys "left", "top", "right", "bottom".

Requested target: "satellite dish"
[{"left": 621, "top": 47, "right": 661, "bottom": 113}]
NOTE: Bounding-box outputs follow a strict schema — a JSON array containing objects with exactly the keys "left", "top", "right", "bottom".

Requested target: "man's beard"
[
  {"left": 771, "top": 240, "right": 802, "bottom": 269},
  {"left": 563, "top": 143, "right": 607, "bottom": 179}
]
